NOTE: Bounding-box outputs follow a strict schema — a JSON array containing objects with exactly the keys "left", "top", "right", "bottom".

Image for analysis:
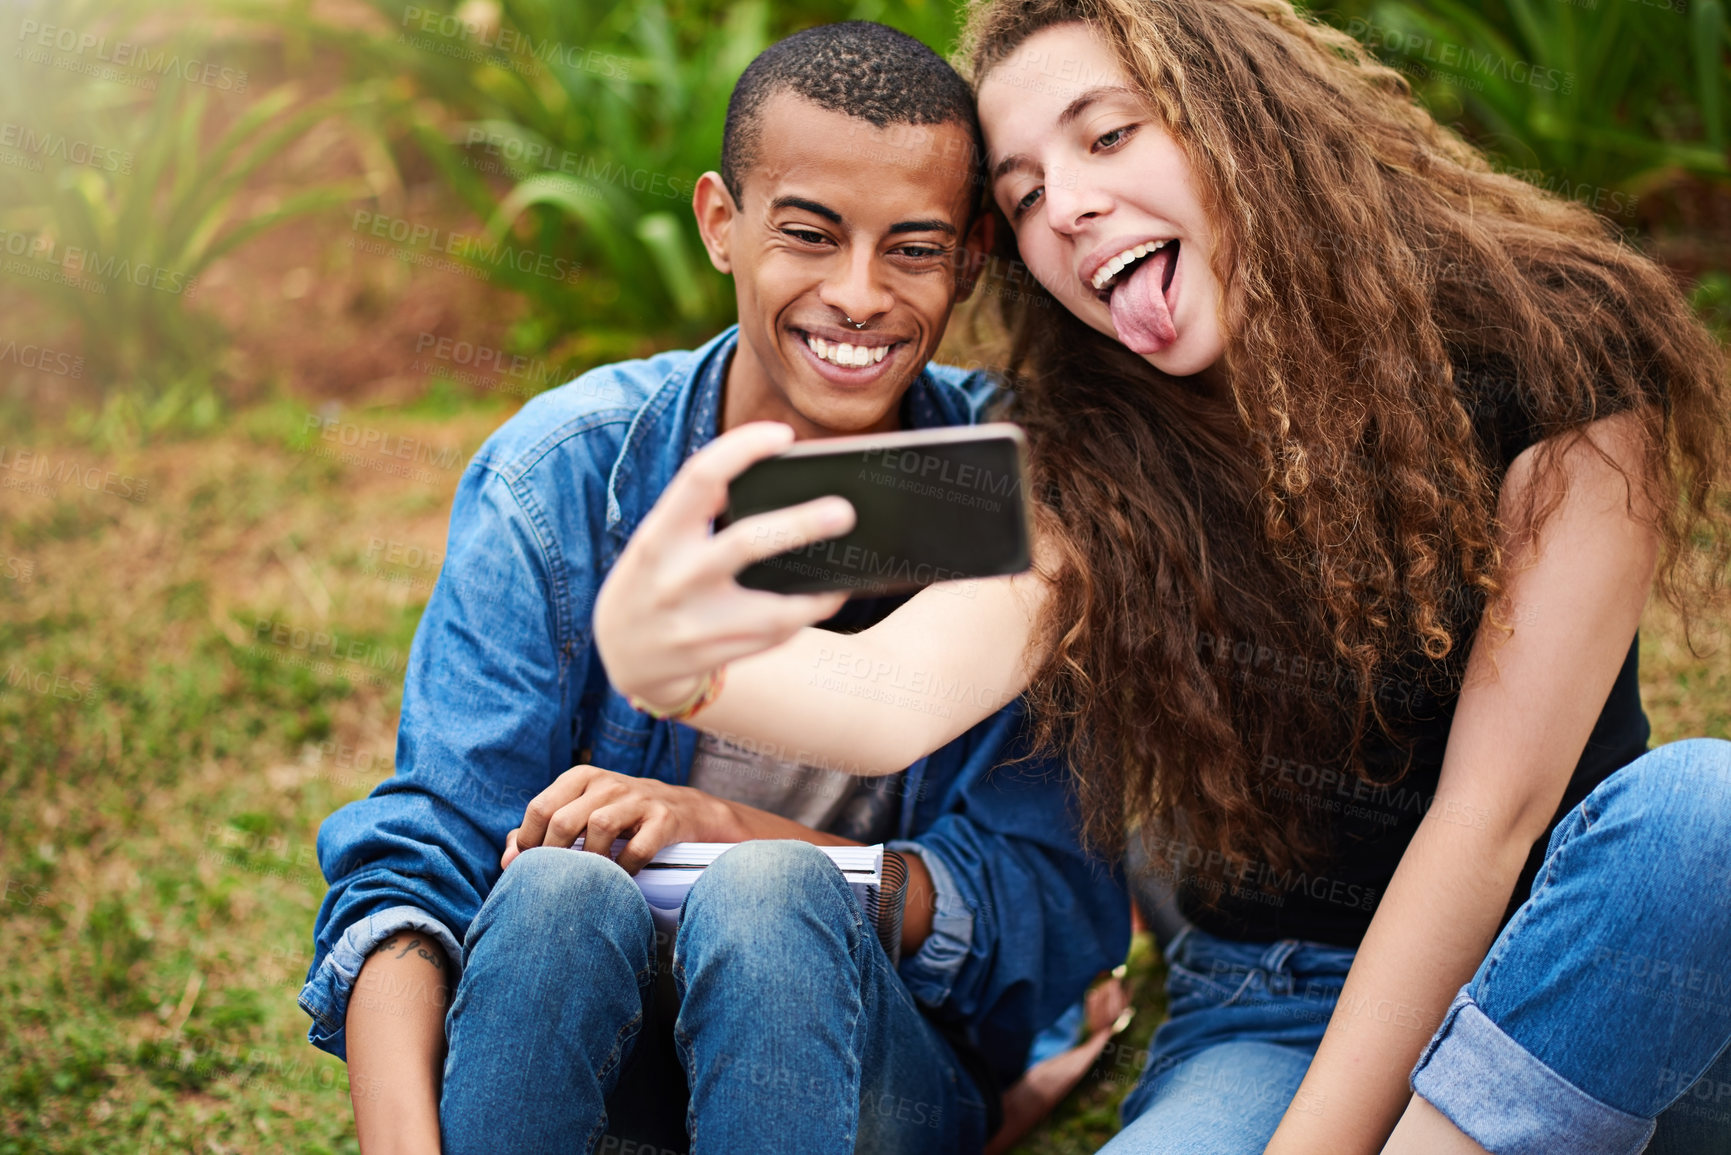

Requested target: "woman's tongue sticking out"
[{"left": 1109, "top": 244, "right": 1178, "bottom": 354}]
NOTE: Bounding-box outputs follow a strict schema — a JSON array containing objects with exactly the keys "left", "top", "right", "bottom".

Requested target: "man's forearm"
[{"left": 348, "top": 932, "right": 452, "bottom": 1155}]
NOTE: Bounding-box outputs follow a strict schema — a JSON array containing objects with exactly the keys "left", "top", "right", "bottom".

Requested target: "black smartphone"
[{"left": 720, "top": 423, "right": 1033, "bottom": 595}]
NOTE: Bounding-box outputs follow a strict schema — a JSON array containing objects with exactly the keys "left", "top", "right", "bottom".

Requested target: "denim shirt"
[{"left": 300, "top": 326, "right": 1129, "bottom": 1089}]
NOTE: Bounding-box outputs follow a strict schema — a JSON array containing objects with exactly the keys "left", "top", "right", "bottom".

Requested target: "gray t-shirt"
[{"left": 687, "top": 732, "right": 903, "bottom": 844}]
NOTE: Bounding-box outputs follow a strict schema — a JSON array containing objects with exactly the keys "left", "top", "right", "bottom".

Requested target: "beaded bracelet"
[{"left": 627, "top": 665, "right": 727, "bottom": 723}]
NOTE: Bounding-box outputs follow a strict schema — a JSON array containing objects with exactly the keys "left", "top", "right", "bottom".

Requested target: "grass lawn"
[{"left": 2, "top": 387, "right": 1727, "bottom": 1152}]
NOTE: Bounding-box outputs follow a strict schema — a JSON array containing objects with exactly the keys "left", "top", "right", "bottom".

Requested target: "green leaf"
[
  {"left": 635, "top": 211, "right": 708, "bottom": 322},
  {"left": 1694, "top": 0, "right": 1727, "bottom": 151}
]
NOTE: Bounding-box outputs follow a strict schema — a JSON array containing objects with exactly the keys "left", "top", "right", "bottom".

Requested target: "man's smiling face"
[{"left": 694, "top": 92, "right": 983, "bottom": 438}]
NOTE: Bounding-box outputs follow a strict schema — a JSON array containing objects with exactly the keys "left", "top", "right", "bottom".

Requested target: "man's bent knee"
[
  {"left": 687, "top": 840, "right": 855, "bottom": 914},
  {"left": 480, "top": 846, "right": 651, "bottom": 938},
  {"left": 677, "top": 841, "right": 860, "bottom": 976}
]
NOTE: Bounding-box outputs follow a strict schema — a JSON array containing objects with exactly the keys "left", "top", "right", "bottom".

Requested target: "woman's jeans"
[
  {"left": 438, "top": 839, "right": 988, "bottom": 1155},
  {"left": 1102, "top": 738, "right": 1731, "bottom": 1154}
]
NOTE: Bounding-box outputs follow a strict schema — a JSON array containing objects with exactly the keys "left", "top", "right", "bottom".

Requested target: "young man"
[{"left": 300, "top": 22, "right": 1128, "bottom": 1155}]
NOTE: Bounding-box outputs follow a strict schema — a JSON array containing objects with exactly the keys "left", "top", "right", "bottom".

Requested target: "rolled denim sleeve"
[
  {"left": 888, "top": 840, "right": 974, "bottom": 1007},
  {"left": 299, "top": 905, "right": 465, "bottom": 1055},
  {"left": 301, "top": 448, "right": 597, "bottom": 1061}
]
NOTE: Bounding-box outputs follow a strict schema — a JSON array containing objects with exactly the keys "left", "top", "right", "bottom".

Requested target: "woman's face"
[{"left": 977, "top": 23, "right": 1226, "bottom": 379}]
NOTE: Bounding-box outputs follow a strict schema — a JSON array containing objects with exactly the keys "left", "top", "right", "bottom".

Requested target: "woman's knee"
[
  {"left": 1591, "top": 739, "right": 1731, "bottom": 839},
  {"left": 1571, "top": 739, "right": 1731, "bottom": 899}
]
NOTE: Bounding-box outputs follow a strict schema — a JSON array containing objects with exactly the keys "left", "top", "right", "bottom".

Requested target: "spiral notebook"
[{"left": 573, "top": 840, "right": 908, "bottom": 964}]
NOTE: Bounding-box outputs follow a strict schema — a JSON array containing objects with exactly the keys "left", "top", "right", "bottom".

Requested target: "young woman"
[{"left": 524, "top": 0, "right": 1731, "bottom": 1150}]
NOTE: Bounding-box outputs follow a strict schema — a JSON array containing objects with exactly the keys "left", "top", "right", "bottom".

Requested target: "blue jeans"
[
  {"left": 438, "top": 840, "right": 989, "bottom": 1155},
  {"left": 1102, "top": 739, "right": 1731, "bottom": 1154}
]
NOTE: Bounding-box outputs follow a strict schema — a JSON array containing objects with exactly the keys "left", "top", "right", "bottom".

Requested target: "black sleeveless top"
[{"left": 1180, "top": 360, "right": 1653, "bottom": 947}]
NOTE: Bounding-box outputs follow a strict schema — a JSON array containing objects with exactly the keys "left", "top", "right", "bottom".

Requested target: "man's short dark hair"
[{"left": 720, "top": 21, "right": 983, "bottom": 207}]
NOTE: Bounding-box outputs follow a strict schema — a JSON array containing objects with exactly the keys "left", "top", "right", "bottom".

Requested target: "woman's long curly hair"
[{"left": 959, "top": 0, "right": 1731, "bottom": 874}]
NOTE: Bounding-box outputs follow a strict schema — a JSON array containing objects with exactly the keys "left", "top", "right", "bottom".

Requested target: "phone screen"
[{"left": 722, "top": 424, "right": 1032, "bottom": 595}]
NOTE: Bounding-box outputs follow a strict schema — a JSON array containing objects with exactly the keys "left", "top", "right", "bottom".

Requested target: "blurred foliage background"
[
  {"left": 0, "top": 0, "right": 1719, "bottom": 427},
  {"left": 1, "top": 0, "right": 1728, "bottom": 1151}
]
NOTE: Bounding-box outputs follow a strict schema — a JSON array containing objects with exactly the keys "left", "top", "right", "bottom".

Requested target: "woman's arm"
[
  {"left": 595, "top": 421, "right": 1051, "bottom": 774},
  {"left": 1266, "top": 411, "right": 1661, "bottom": 1155},
  {"left": 693, "top": 570, "right": 1047, "bottom": 772}
]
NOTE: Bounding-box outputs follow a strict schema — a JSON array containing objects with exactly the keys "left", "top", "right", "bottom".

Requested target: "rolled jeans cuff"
[{"left": 1411, "top": 990, "right": 1656, "bottom": 1155}]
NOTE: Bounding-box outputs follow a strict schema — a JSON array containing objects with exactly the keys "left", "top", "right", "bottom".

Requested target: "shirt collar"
[{"left": 679, "top": 331, "right": 730, "bottom": 463}]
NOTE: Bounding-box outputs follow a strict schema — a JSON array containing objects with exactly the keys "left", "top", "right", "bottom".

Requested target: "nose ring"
[{"left": 844, "top": 314, "right": 866, "bottom": 329}]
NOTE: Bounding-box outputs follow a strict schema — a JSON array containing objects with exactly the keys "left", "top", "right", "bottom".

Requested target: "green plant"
[
  {"left": 320, "top": 0, "right": 774, "bottom": 363},
  {"left": 1693, "top": 270, "right": 1731, "bottom": 340},
  {"left": 294, "top": 0, "right": 968, "bottom": 372},
  {"left": 0, "top": 0, "right": 383, "bottom": 421},
  {"left": 1320, "top": 0, "right": 1730, "bottom": 199}
]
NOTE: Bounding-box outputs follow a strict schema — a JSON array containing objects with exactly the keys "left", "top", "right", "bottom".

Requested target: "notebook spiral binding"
[{"left": 868, "top": 849, "right": 909, "bottom": 967}]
